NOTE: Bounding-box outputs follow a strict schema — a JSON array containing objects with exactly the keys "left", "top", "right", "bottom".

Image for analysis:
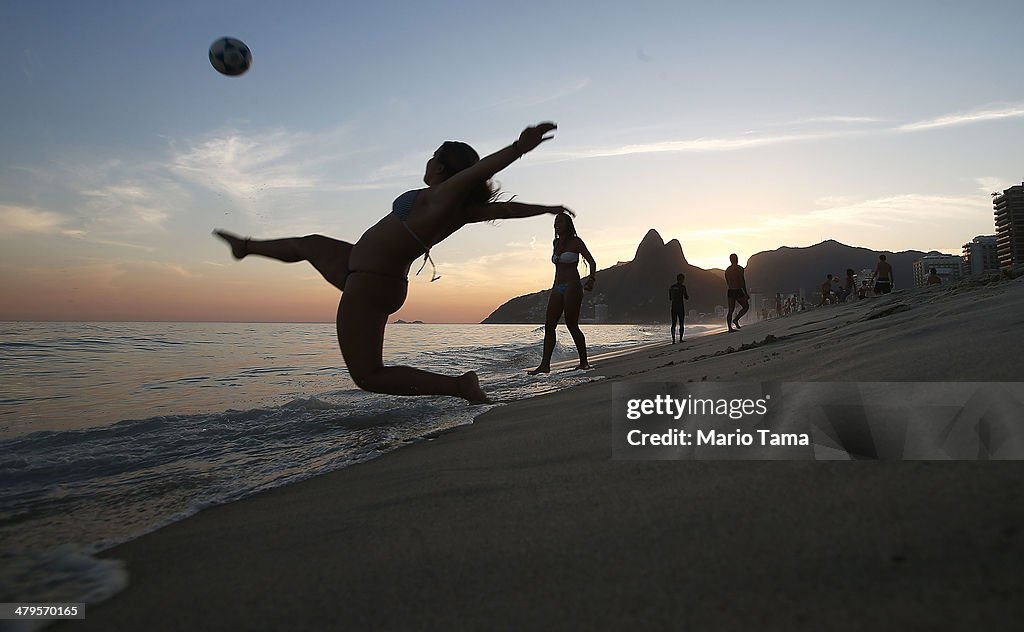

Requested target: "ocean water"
[{"left": 0, "top": 320, "right": 720, "bottom": 606}]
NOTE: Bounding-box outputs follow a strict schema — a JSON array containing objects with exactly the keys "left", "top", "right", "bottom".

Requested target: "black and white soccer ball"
[{"left": 209, "top": 37, "right": 252, "bottom": 77}]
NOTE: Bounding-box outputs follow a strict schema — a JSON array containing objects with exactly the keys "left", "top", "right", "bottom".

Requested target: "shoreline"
[{"left": 65, "top": 277, "right": 1024, "bottom": 630}]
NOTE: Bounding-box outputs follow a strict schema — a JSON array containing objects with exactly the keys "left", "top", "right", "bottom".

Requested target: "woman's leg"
[
  {"left": 563, "top": 283, "right": 589, "bottom": 368},
  {"left": 338, "top": 273, "right": 489, "bottom": 403},
  {"left": 214, "top": 230, "right": 351, "bottom": 291},
  {"left": 529, "top": 290, "right": 565, "bottom": 375}
]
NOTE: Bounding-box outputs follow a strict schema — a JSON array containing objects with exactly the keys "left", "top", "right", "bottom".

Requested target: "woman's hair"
[
  {"left": 437, "top": 141, "right": 499, "bottom": 205},
  {"left": 554, "top": 211, "right": 577, "bottom": 239}
]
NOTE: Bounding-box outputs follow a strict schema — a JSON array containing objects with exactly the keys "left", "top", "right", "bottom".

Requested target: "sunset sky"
[{"left": 2, "top": 1, "right": 1022, "bottom": 322}]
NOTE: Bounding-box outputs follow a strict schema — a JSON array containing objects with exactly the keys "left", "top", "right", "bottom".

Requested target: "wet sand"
[{"left": 69, "top": 275, "right": 1024, "bottom": 630}]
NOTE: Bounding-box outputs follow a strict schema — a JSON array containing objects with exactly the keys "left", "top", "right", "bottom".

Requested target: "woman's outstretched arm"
[
  {"left": 466, "top": 202, "right": 573, "bottom": 223},
  {"left": 431, "top": 123, "right": 557, "bottom": 206}
]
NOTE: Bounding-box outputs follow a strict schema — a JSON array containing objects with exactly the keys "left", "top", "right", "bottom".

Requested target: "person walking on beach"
[
  {"left": 215, "top": 122, "right": 568, "bottom": 403},
  {"left": 927, "top": 267, "right": 942, "bottom": 286},
  {"left": 819, "top": 274, "right": 834, "bottom": 306},
  {"left": 839, "top": 268, "right": 856, "bottom": 302},
  {"left": 529, "top": 212, "right": 597, "bottom": 374},
  {"left": 668, "top": 273, "right": 689, "bottom": 344},
  {"left": 874, "top": 254, "right": 894, "bottom": 294},
  {"left": 725, "top": 254, "right": 749, "bottom": 332}
]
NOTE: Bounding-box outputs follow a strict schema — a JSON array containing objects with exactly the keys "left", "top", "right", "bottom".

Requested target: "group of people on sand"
[
  {"left": 216, "top": 122, "right": 597, "bottom": 404},
  {"left": 819, "top": 255, "right": 898, "bottom": 306},
  {"left": 818, "top": 269, "right": 857, "bottom": 306}
]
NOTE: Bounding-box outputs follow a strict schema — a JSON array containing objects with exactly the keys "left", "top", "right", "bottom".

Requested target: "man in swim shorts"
[
  {"left": 668, "top": 273, "right": 689, "bottom": 344},
  {"left": 874, "top": 254, "right": 894, "bottom": 294},
  {"left": 725, "top": 254, "right": 749, "bottom": 332},
  {"left": 819, "top": 274, "right": 833, "bottom": 306}
]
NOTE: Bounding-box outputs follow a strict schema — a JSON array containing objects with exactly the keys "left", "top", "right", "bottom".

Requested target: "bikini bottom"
[{"left": 553, "top": 281, "right": 584, "bottom": 295}]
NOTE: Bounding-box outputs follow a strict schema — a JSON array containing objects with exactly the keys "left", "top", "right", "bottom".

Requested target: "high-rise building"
[
  {"left": 962, "top": 235, "right": 1000, "bottom": 275},
  {"left": 993, "top": 182, "right": 1024, "bottom": 268},
  {"left": 749, "top": 292, "right": 762, "bottom": 321},
  {"left": 913, "top": 254, "right": 963, "bottom": 287}
]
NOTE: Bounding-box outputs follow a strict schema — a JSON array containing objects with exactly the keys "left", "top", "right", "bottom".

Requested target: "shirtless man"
[
  {"left": 819, "top": 274, "right": 833, "bottom": 306},
  {"left": 725, "top": 253, "right": 750, "bottom": 332},
  {"left": 840, "top": 268, "right": 856, "bottom": 302},
  {"left": 874, "top": 254, "right": 894, "bottom": 294}
]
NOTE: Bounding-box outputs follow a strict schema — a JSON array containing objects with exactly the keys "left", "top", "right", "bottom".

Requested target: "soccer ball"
[{"left": 209, "top": 37, "right": 252, "bottom": 76}]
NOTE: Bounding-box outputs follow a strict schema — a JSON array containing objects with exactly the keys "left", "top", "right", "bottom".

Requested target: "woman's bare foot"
[
  {"left": 458, "top": 371, "right": 491, "bottom": 404},
  {"left": 213, "top": 230, "right": 249, "bottom": 260},
  {"left": 528, "top": 366, "right": 550, "bottom": 375}
]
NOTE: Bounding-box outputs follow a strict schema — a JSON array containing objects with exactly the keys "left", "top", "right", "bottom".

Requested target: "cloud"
[
  {"left": 898, "top": 104, "right": 1024, "bottom": 131},
  {"left": 802, "top": 194, "right": 981, "bottom": 227},
  {"left": 80, "top": 184, "right": 171, "bottom": 232},
  {"left": 551, "top": 131, "right": 854, "bottom": 160},
  {"left": 170, "top": 131, "right": 317, "bottom": 201},
  {"left": 169, "top": 128, "right": 392, "bottom": 211},
  {"left": 435, "top": 244, "right": 550, "bottom": 289},
  {"left": 8, "top": 152, "right": 195, "bottom": 240},
  {"left": 685, "top": 194, "right": 986, "bottom": 243},
  {"left": 0, "top": 205, "right": 70, "bottom": 234},
  {"left": 781, "top": 116, "right": 883, "bottom": 126},
  {"left": 544, "top": 102, "right": 1023, "bottom": 163},
  {"left": 975, "top": 176, "right": 1012, "bottom": 196},
  {"left": 69, "top": 237, "right": 157, "bottom": 252}
]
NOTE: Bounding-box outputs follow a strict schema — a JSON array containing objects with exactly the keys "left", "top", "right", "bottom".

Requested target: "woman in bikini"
[
  {"left": 528, "top": 212, "right": 597, "bottom": 375},
  {"left": 215, "top": 122, "right": 567, "bottom": 403}
]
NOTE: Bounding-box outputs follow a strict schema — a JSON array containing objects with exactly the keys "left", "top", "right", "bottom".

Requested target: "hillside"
[
  {"left": 482, "top": 234, "right": 944, "bottom": 324},
  {"left": 744, "top": 240, "right": 932, "bottom": 296},
  {"left": 482, "top": 230, "right": 726, "bottom": 323}
]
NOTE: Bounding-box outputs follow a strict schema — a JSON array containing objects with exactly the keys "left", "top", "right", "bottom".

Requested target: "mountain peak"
[
  {"left": 635, "top": 229, "right": 665, "bottom": 260},
  {"left": 665, "top": 238, "right": 687, "bottom": 265}
]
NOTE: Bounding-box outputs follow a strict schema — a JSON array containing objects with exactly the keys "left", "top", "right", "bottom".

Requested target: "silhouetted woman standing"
[{"left": 529, "top": 212, "right": 597, "bottom": 374}]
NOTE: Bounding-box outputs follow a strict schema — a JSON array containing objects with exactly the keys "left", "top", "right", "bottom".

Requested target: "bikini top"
[
  {"left": 391, "top": 189, "right": 421, "bottom": 221},
  {"left": 391, "top": 188, "right": 440, "bottom": 281},
  {"left": 552, "top": 251, "right": 580, "bottom": 265}
]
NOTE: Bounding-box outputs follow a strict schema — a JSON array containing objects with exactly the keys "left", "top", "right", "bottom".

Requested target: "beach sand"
[{"left": 66, "top": 275, "right": 1024, "bottom": 630}]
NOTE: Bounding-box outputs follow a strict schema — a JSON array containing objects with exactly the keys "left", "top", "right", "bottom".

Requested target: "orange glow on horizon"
[{"left": 0, "top": 263, "right": 542, "bottom": 324}]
